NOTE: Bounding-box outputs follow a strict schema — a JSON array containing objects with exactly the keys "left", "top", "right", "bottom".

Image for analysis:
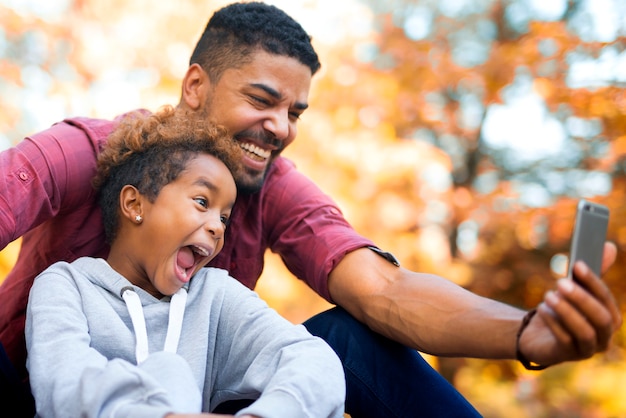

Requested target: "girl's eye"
[
  {"left": 194, "top": 197, "right": 208, "bottom": 208},
  {"left": 220, "top": 215, "right": 230, "bottom": 227}
]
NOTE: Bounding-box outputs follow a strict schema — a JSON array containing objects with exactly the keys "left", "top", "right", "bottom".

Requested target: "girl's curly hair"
[{"left": 93, "top": 105, "right": 242, "bottom": 244}]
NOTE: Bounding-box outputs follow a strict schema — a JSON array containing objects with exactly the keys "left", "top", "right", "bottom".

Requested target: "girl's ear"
[
  {"left": 120, "top": 185, "right": 143, "bottom": 224},
  {"left": 180, "top": 63, "right": 211, "bottom": 110}
]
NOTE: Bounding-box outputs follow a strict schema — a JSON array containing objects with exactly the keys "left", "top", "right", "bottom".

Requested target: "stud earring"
[{"left": 135, "top": 215, "right": 143, "bottom": 223}]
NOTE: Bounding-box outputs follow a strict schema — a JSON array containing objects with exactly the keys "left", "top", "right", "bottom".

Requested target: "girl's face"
[{"left": 113, "top": 153, "right": 236, "bottom": 298}]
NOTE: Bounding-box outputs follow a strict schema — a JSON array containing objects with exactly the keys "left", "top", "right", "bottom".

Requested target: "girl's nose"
[{"left": 204, "top": 213, "right": 225, "bottom": 239}]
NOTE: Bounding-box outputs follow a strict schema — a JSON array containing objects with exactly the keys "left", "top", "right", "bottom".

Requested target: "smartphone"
[{"left": 566, "top": 199, "right": 610, "bottom": 281}]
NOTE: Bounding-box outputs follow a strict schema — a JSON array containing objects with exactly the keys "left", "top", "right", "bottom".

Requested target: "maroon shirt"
[{"left": 0, "top": 114, "right": 374, "bottom": 377}]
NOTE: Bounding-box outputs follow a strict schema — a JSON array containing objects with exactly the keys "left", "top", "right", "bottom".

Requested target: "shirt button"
[{"left": 18, "top": 171, "right": 29, "bottom": 181}]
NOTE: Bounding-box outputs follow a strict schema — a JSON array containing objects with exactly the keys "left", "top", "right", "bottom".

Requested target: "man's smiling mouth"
[{"left": 239, "top": 142, "right": 271, "bottom": 161}]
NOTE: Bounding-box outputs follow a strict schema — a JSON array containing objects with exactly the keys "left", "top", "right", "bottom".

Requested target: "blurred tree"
[{"left": 290, "top": 1, "right": 626, "bottom": 415}]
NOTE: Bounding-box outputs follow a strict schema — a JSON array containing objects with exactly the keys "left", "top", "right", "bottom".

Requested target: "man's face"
[{"left": 201, "top": 51, "right": 312, "bottom": 194}]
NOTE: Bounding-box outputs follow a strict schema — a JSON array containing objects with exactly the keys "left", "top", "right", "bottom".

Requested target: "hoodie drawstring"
[
  {"left": 121, "top": 286, "right": 188, "bottom": 364},
  {"left": 164, "top": 287, "right": 187, "bottom": 354}
]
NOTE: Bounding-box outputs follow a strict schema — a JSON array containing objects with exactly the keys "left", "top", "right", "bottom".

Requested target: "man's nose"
[{"left": 263, "top": 110, "right": 290, "bottom": 141}]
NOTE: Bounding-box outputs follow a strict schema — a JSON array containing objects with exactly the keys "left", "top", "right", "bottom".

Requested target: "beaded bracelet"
[{"left": 516, "top": 308, "right": 548, "bottom": 370}]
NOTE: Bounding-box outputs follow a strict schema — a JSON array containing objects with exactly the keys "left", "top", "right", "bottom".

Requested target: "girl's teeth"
[{"left": 191, "top": 245, "right": 208, "bottom": 256}]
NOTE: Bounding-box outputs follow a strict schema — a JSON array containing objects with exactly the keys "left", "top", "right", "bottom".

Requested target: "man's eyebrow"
[{"left": 249, "top": 83, "right": 309, "bottom": 110}]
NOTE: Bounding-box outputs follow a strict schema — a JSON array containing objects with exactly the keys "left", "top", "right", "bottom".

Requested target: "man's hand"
[{"left": 519, "top": 242, "right": 623, "bottom": 367}]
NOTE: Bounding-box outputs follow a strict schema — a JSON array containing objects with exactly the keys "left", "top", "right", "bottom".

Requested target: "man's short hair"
[{"left": 190, "top": 2, "right": 321, "bottom": 82}]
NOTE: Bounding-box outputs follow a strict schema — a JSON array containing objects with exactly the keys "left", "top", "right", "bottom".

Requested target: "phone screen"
[{"left": 567, "top": 199, "right": 609, "bottom": 280}]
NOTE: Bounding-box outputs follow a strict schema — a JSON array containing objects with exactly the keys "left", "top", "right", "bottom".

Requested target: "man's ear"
[
  {"left": 120, "top": 185, "right": 143, "bottom": 223},
  {"left": 180, "top": 63, "right": 211, "bottom": 110}
]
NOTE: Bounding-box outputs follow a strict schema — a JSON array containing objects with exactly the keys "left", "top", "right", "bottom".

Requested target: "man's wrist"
[{"left": 516, "top": 308, "right": 549, "bottom": 371}]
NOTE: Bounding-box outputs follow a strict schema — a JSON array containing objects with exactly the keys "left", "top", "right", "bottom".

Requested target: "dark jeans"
[
  {"left": 0, "top": 342, "right": 35, "bottom": 417},
  {"left": 303, "top": 307, "right": 482, "bottom": 418}
]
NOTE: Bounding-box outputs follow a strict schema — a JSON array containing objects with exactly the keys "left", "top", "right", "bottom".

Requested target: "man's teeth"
[
  {"left": 191, "top": 245, "right": 209, "bottom": 257},
  {"left": 240, "top": 143, "right": 271, "bottom": 159}
]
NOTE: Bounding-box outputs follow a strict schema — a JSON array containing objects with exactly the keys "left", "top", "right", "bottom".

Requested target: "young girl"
[{"left": 25, "top": 107, "right": 345, "bottom": 418}]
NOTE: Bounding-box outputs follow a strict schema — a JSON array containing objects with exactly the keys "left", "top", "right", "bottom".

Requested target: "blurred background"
[{"left": 1, "top": 0, "right": 625, "bottom": 416}]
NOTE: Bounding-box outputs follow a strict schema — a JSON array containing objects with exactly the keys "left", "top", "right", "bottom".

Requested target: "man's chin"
[{"left": 236, "top": 172, "right": 265, "bottom": 195}]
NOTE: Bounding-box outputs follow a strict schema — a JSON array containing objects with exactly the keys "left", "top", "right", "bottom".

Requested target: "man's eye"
[{"left": 251, "top": 96, "right": 269, "bottom": 105}]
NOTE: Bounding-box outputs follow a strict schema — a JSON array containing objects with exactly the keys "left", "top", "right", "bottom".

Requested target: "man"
[{"left": 0, "top": 2, "right": 621, "bottom": 417}]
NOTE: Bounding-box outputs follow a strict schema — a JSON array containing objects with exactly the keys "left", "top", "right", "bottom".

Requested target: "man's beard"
[
  {"left": 232, "top": 130, "right": 283, "bottom": 195},
  {"left": 197, "top": 100, "right": 270, "bottom": 195},
  {"left": 236, "top": 163, "right": 271, "bottom": 195}
]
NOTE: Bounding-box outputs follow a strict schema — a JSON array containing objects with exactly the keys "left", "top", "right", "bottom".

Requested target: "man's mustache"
[{"left": 234, "top": 130, "right": 283, "bottom": 150}]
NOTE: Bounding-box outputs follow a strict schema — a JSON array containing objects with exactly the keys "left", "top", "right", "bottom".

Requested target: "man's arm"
[
  {"left": 328, "top": 242, "right": 622, "bottom": 366},
  {"left": 0, "top": 120, "right": 103, "bottom": 247}
]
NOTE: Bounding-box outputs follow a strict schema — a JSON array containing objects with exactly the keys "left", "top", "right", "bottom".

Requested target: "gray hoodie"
[{"left": 26, "top": 257, "right": 345, "bottom": 418}]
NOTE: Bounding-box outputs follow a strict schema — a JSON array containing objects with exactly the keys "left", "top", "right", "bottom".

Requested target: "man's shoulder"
[
  {"left": 58, "top": 115, "right": 114, "bottom": 137},
  {"left": 54, "top": 109, "right": 149, "bottom": 146},
  {"left": 261, "top": 156, "right": 327, "bottom": 199},
  {"left": 268, "top": 156, "right": 296, "bottom": 174},
  {"left": 263, "top": 156, "right": 305, "bottom": 187}
]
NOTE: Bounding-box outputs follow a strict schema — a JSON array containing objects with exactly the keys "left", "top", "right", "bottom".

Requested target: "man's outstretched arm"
[{"left": 328, "top": 242, "right": 622, "bottom": 367}]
